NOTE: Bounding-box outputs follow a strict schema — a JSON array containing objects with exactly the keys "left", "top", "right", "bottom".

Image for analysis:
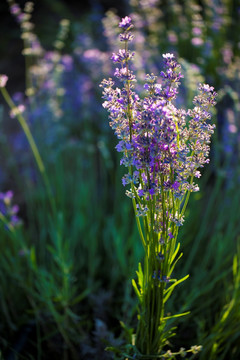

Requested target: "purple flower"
[
  {"left": 101, "top": 16, "right": 217, "bottom": 238},
  {"left": 119, "top": 16, "right": 133, "bottom": 30},
  {"left": 149, "top": 188, "right": 155, "bottom": 195},
  {"left": 10, "top": 4, "right": 21, "bottom": 15},
  {"left": 0, "top": 190, "right": 13, "bottom": 202},
  {"left": 111, "top": 53, "right": 120, "bottom": 62},
  {"left": 138, "top": 189, "right": 144, "bottom": 197},
  {"left": 191, "top": 38, "right": 204, "bottom": 46},
  {"left": 172, "top": 181, "right": 180, "bottom": 191},
  {"left": 161, "top": 276, "right": 170, "bottom": 283},
  {"left": 157, "top": 252, "right": 164, "bottom": 261},
  {"left": 0, "top": 190, "right": 22, "bottom": 229},
  {"left": 61, "top": 55, "right": 73, "bottom": 71},
  {"left": 153, "top": 270, "right": 161, "bottom": 280}
]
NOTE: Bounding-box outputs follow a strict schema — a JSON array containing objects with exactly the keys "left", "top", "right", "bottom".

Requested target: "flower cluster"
[
  {"left": 0, "top": 191, "right": 22, "bottom": 230},
  {"left": 7, "top": 0, "right": 43, "bottom": 58},
  {"left": 101, "top": 16, "right": 217, "bottom": 237}
]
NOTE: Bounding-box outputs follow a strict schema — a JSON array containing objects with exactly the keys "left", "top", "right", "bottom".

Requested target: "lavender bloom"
[
  {"left": 101, "top": 16, "right": 217, "bottom": 237},
  {"left": 119, "top": 16, "right": 133, "bottom": 30},
  {"left": 10, "top": 3, "right": 21, "bottom": 15},
  {"left": 101, "top": 15, "right": 216, "bottom": 359},
  {"left": 119, "top": 16, "right": 134, "bottom": 42},
  {"left": 0, "top": 190, "right": 22, "bottom": 229}
]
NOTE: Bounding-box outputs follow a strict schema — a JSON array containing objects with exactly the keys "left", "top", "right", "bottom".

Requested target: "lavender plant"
[
  {"left": 101, "top": 17, "right": 217, "bottom": 359},
  {"left": 0, "top": 190, "right": 22, "bottom": 230}
]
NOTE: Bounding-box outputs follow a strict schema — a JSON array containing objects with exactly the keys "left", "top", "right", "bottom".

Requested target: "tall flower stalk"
[
  {"left": 101, "top": 17, "right": 217, "bottom": 359},
  {"left": 0, "top": 75, "right": 56, "bottom": 216}
]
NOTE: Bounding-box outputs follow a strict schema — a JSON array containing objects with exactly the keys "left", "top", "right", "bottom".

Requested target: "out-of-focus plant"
[
  {"left": 0, "top": 190, "right": 22, "bottom": 229},
  {"left": 0, "top": 2, "right": 142, "bottom": 358},
  {"left": 200, "top": 246, "right": 240, "bottom": 360},
  {"left": 0, "top": 71, "right": 88, "bottom": 358}
]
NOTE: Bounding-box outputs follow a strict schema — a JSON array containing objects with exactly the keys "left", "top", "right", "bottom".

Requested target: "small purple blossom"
[
  {"left": 157, "top": 252, "right": 164, "bottom": 261},
  {"left": 153, "top": 271, "right": 170, "bottom": 283},
  {"left": 0, "top": 75, "right": 8, "bottom": 88},
  {"left": 136, "top": 204, "right": 148, "bottom": 216},
  {"left": 119, "top": 16, "right": 133, "bottom": 30},
  {"left": 149, "top": 188, "right": 155, "bottom": 195},
  {"left": 191, "top": 37, "right": 204, "bottom": 46},
  {"left": 153, "top": 270, "right": 161, "bottom": 280},
  {"left": 111, "top": 49, "right": 134, "bottom": 63},
  {"left": 0, "top": 190, "right": 13, "bottom": 203},
  {"left": 161, "top": 275, "right": 170, "bottom": 283},
  {"left": 138, "top": 189, "right": 144, "bottom": 197},
  {"left": 172, "top": 181, "right": 180, "bottom": 191},
  {"left": 0, "top": 190, "right": 22, "bottom": 229},
  {"left": 10, "top": 4, "right": 21, "bottom": 15}
]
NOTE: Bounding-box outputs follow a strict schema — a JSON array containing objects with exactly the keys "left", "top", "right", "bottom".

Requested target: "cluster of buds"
[
  {"left": 101, "top": 16, "right": 217, "bottom": 237},
  {"left": 7, "top": 0, "right": 43, "bottom": 57},
  {"left": 0, "top": 190, "right": 22, "bottom": 230}
]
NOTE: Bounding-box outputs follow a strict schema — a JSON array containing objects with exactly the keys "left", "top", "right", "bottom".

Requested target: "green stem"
[
  {"left": 180, "top": 175, "right": 194, "bottom": 217},
  {"left": 132, "top": 197, "right": 146, "bottom": 248},
  {"left": 124, "top": 40, "right": 133, "bottom": 142},
  {"left": 0, "top": 87, "right": 56, "bottom": 216}
]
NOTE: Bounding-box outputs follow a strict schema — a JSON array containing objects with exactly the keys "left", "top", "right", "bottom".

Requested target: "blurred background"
[
  {"left": 0, "top": 0, "right": 126, "bottom": 92},
  {"left": 0, "top": 0, "right": 240, "bottom": 359}
]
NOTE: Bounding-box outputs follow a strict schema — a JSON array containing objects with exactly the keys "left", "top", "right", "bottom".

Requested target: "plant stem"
[{"left": 0, "top": 87, "right": 56, "bottom": 216}]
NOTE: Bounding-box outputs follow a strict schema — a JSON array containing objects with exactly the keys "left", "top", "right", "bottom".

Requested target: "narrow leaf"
[
  {"left": 171, "top": 242, "right": 180, "bottom": 264},
  {"left": 162, "top": 311, "right": 190, "bottom": 321},
  {"left": 136, "top": 262, "right": 144, "bottom": 293},
  {"left": 132, "top": 279, "right": 142, "bottom": 302},
  {"left": 169, "top": 252, "right": 183, "bottom": 276},
  {"left": 30, "top": 247, "right": 37, "bottom": 270}
]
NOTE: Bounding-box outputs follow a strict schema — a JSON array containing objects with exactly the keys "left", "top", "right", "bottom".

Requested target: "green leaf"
[
  {"left": 136, "top": 262, "right": 144, "bottom": 293},
  {"left": 171, "top": 242, "right": 180, "bottom": 264},
  {"left": 220, "top": 299, "right": 235, "bottom": 323},
  {"left": 30, "top": 247, "right": 37, "bottom": 270},
  {"left": 162, "top": 310, "right": 190, "bottom": 321},
  {"left": 132, "top": 279, "right": 142, "bottom": 302},
  {"left": 70, "top": 288, "right": 91, "bottom": 306},
  {"left": 163, "top": 274, "right": 189, "bottom": 303},
  {"left": 233, "top": 254, "right": 238, "bottom": 279},
  {"left": 105, "top": 346, "right": 121, "bottom": 355},
  {"left": 120, "top": 321, "right": 134, "bottom": 344},
  {"left": 169, "top": 252, "right": 183, "bottom": 276}
]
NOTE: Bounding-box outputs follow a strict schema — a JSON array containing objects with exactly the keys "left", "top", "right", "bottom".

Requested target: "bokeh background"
[{"left": 0, "top": 0, "right": 240, "bottom": 359}]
